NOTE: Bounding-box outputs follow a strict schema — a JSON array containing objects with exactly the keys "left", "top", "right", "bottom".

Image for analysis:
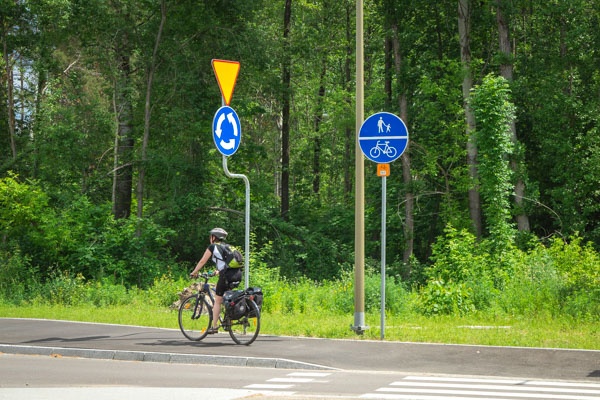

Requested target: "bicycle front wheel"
[
  {"left": 179, "top": 294, "right": 212, "bottom": 341},
  {"left": 369, "top": 146, "right": 381, "bottom": 159},
  {"left": 228, "top": 299, "right": 260, "bottom": 345}
]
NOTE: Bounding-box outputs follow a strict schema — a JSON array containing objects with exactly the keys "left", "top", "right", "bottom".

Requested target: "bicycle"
[
  {"left": 178, "top": 271, "right": 261, "bottom": 345},
  {"left": 369, "top": 140, "right": 397, "bottom": 159}
]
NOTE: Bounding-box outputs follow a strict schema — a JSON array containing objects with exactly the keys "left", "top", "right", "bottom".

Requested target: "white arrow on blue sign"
[
  {"left": 359, "top": 112, "right": 408, "bottom": 163},
  {"left": 213, "top": 106, "right": 241, "bottom": 156}
]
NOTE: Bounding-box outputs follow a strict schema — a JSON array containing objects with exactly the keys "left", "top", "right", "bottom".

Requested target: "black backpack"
[{"left": 216, "top": 244, "right": 243, "bottom": 268}]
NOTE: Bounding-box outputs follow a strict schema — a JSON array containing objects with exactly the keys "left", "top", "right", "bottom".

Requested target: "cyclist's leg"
[
  {"left": 212, "top": 272, "right": 229, "bottom": 330},
  {"left": 212, "top": 294, "right": 223, "bottom": 329}
]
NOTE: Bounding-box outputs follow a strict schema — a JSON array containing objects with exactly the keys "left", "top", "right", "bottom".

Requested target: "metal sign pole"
[
  {"left": 222, "top": 155, "right": 250, "bottom": 289},
  {"left": 218, "top": 94, "right": 250, "bottom": 289},
  {"left": 381, "top": 175, "right": 386, "bottom": 340},
  {"left": 358, "top": 111, "right": 407, "bottom": 340}
]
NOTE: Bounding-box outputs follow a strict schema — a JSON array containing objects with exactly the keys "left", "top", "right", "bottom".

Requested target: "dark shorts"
[{"left": 215, "top": 268, "right": 242, "bottom": 296}]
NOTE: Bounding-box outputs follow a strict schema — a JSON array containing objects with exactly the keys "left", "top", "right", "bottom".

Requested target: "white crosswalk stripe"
[
  {"left": 243, "top": 371, "right": 332, "bottom": 395},
  {"left": 360, "top": 376, "right": 600, "bottom": 400}
]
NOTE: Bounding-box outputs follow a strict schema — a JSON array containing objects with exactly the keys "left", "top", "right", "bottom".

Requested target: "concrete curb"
[{"left": 0, "top": 344, "right": 337, "bottom": 371}]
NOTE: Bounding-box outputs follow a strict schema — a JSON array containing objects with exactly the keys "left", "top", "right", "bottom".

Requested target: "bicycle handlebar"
[{"left": 190, "top": 271, "right": 217, "bottom": 280}]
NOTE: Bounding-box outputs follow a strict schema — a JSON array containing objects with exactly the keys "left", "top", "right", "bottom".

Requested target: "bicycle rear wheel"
[
  {"left": 179, "top": 294, "right": 212, "bottom": 341},
  {"left": 228, "top": 299, "right": 260, "bottom": 345}
]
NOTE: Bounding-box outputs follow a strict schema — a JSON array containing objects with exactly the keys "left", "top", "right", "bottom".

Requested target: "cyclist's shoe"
[{"left": 206, "top": 327, "right": 219, "bottom": 334}]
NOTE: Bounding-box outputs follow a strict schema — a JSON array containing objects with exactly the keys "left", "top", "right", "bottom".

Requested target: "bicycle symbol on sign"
[{"left": 369, "top": 140, "right": 398, "bottom": 159}]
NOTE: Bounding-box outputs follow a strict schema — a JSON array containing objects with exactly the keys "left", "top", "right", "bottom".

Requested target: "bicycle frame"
[
  {"left": 190, "top": 276, "right": 226, "bottom": 327},
  {"left": 179, "top": 271, "right": 261, "bottom": 345}
]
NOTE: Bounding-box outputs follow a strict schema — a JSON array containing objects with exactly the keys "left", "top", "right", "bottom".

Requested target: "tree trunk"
[
  {"left": 281, "top": 0, "right": 292, "bottom": 221},
  {"left": 496, "top": 0, "right": 530, "bottom": 232},
  {"left": 112, "top": 49, "right": 134, "bottom": 220},
  {"left": 137, "top": 0, "right": 166, "bottom": 220},
  {"left": 312, "top": 57, "right": 326, "bottom": 196},
  {"left": 458, "top": 0, "right": 482, "bottom": 239},
  {"left": 384, "top": 35, "right": 393, "bottom": 111},
  {"left": 3, "top": 38, "right": 16, "bottom": 160},
  {"left": 391, "top": 23, "right": 414, "bottom": 268},
  {"left": 343, "top": 3, "right": 353, "bottom": 201}
]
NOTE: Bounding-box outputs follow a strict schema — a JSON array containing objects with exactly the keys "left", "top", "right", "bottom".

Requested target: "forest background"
[{"left": 1, "top": 0, "right": 599, "bottom": 336}]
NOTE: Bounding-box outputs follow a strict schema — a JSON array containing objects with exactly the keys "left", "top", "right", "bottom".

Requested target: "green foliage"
[
  {"left": 0, "top": 175, "right": 178, "bottom": 288},
  {"left": 3, "top": 0, "right": 600, "bottom": 332},
  {"left": 0, "top": 249, "right": 37, "bottom": 304},
  {"left": 418, "top": 279, "right": 475, "bottom": 316},
  {"left": 146, "top": 274, "right": 187, "bottom": 308},
  {"left": 547, "top": 236, "right": 600, "bottom": 292},
  {"left": 85, "top": 279, "right": 131, "bottom": 307},
  {"left": 470, "top": 74, "right": 516, "bottom": 249},
  {"left": 427, "top": 225, "right": 483, "bottom": 283}
]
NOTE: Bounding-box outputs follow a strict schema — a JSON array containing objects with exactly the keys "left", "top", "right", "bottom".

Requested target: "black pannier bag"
[
  {"left": 223, "top": 290, "right": 247, "bottom": 320},
  {"left": 247, "top": 287, "right": 263, "bottom": 311}
]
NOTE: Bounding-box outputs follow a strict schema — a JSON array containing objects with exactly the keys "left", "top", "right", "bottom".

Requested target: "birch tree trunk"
[
  {"left": 3, "top": 38, "right": 16, "bottom": 160},
  {"left": 312, "top": 56, "right": 326, "bottom": 196},
  {"left": 391, "top": 23, "right": 414, "bottom": 268},
  {"left": 137, "top": 0, "right": 166, "bottom": 220},
  {"left": 112, "top": 47, "right": 134, "bottom": 220},
  {"left": 496, "top": 0, "right": 530, "bottom": 232},
  {"left": 459, "top": 0, "right": 482, "bottom": 239},
  {"left": 281, "top": 0, "right": 292, "bottom": 221}
]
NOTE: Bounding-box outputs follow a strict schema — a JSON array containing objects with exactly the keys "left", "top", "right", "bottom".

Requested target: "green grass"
[{"left": 1, "top": 304, "right": 598, "bottom": 350}]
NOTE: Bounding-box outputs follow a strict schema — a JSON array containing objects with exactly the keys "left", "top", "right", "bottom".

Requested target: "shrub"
[
  {"left": 85, "top": 279, "right": 130, "bottom": 307},
  {"left": 147, "top": 274, "right": 186, "bottom": 307},
  {"left": 427, "top": 225, "right": 484, "bottom": 283},
  {"left": 418, "top": 279, "right": 475, "bottom": 316},
  {"left": 0, "top": 249, "right": 37, "bottom": 304},
  {"left": 38, "top": 271, "right": 88, "bottom": 306}
]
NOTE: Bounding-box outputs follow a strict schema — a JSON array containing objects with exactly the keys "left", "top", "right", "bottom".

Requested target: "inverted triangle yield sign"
[{"left": 212, "top": 59, "right": 240, "bottom": 106}]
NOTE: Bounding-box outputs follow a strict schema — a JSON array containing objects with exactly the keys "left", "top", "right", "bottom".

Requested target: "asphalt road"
[
  {"left": 1, "top": 318, "right": 599, "bottom": 381},
  {"left": 4, "top": 353, "right": 600, "bottom": 400}
]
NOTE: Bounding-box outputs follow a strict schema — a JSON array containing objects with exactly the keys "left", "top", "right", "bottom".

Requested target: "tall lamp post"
[{"left": 352, "top": 0, "right": 368, "bottom": 335}]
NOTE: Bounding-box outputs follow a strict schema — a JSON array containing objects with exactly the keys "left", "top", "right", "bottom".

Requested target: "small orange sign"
[
  {"left": 377, "top": 164, "right": 390, "bottom": 177},
  {"left": 212, "top": 59, "right": 240, "bottom": 106}
]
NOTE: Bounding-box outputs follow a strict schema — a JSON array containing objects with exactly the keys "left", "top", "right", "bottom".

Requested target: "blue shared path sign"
[
  {"left": 213, "top": 106, "right": 241, "bottom": 156},
  {"left": 359, "top": 112, "right": 408, "bottom": 163}
]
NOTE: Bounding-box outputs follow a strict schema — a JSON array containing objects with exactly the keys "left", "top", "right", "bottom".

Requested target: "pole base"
[
  {"left": 352, "top": 312, "right": 369, "bottom": 335},
  {"left": 350, "top": 324, "right": 369, "bottom": 335}
]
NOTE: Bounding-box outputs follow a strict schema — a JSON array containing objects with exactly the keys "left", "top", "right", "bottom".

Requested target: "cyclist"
[{"left": 190, "top": 227, "right": 242, "bottom": 334}]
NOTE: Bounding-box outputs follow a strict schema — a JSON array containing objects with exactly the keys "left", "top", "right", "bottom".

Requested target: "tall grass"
[{"left": 1, "top": 232, "right": 599, "bottom": 349}]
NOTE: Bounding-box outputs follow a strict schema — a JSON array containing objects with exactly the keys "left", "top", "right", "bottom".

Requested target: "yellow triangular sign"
[{"left": 212, "top": 59, "right": 240, "bottom": 106}]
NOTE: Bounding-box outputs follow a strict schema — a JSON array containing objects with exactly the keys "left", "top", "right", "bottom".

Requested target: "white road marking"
[
  {"left": 402, "top": 376, "right": 523, "bottom": 384},
  {"left": 360, "top": 376, "right": 600, "bottom": 400},
  {"left": 390, "top": 381, "right": 600, "bottom": 395},
  {"left": 268, "top": 377, "right": 314, "bottom": 383},
  {"left": 361, "top": 395, "right": 516, "bottom": 400},
  {"left": 525, "top": 381, "right": 600, "bottom": 389},
  {"left": 244, "top": 384, "right": 294, "bottom": 389}
]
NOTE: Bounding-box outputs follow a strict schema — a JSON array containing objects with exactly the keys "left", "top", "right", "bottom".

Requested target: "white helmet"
[{"left": 209, "top": 227, "right": 228, "bottom": 240}]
